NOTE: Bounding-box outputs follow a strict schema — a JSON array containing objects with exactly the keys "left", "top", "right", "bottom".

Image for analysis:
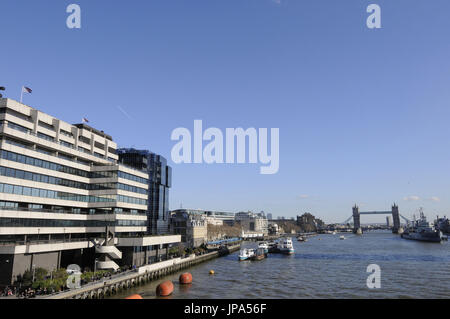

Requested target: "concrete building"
[
  {"left": 235, "top": 211, "right": 268, "bottom": 236},
  {"left": 0, "top": 98, "right": 180, "bottom": 287},
  {"left": 117, "top": 149, "right": 172, "bottom": 235},
  {"left": 170, "top": 209, "right": 208, "bottom": 248},
  {"left": 268, "top": 223, "right": 280, "bottom": 235}
]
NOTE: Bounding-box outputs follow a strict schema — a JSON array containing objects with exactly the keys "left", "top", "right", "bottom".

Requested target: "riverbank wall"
[{"left": 41, "top": 244, "right": 240, "bottom": 299}]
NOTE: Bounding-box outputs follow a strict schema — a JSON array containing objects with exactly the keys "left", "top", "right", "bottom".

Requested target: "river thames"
[{"left": 111, "top": 231, "right": 450, "bottom": 299}]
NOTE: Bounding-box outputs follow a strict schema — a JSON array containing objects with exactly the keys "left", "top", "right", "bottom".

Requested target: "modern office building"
[
  {"left": 0, "top": 98, "right": 180, "bottom": 287},
  {"left": 117, "top": 149, "right": 172, "bottom": 235}
]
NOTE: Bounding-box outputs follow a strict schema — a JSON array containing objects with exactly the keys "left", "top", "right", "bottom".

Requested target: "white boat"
[
  {"left": 277, "top": 238, "right": 295, "bottom": 255},
  {"left": 332, "top": 231, "right": 336, "bottom": 235},
  {"left": 340, "top": 235, "right": 346, "bottom": 240},
  {"left": 258, "top": 242, "right": 269, "bottom": 254},
  {"left": 239, "top": 248, "right": 255, "bottom": 261}
]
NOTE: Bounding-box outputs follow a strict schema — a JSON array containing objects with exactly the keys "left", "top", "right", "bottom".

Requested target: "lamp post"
[
  {"left": 50, "top": 264, "right": 56, "bottom": 280},
  {"left": 94, "top": 258, "right": 98, "bottom": 273}
]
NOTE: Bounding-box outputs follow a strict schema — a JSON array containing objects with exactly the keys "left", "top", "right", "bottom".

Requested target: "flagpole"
[{"left": 20, "top": 86, "right": 23, "bottom": 103}]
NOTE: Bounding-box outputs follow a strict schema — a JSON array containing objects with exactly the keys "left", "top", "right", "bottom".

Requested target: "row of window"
[
  {"left": 0, "top": 165, "right": 120, "bottom": 192},
  {"left": 1, "top": 150, "right": 106, "bottom": 179},
  {"left": 117, "top": 194, "right": 147, "bottom": 206},
  {"left": 5, "top": 138, "right": 77, "bottom": 163},
  {"left": 60, "top": 129, "right": 74, "bottom": 138},
  {"left": 0, "top": 150, "right": 146, "bottom": 186},
  {"left": 0, "top": 181, "right": 148, "bottom": 206},
  {"left": 117, "top": 183, "right": 148, "bottom": 195},
  {"left": 5, "top": 120, "right": 107, "bottom": 155},
  {"left": 6, "top": 121, "right": 30, "bottom": 134},
  {"left": 0, "top": 165, "right": 147, "bottom": 194},
  {"left": 0, "top": 218, "right": 146, "bottom": 228},
  {"left": 118, "top": 171, "right": 148, "bottom": 185},
  {"left": 0, "top": 182, "right": 115, "bottom": 203}
]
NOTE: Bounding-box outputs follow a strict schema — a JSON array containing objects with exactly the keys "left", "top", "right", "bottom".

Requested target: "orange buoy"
[
  {"left": 125, "top": 294, "right": 143, "bottom": 299},
  {"left": 156, "top": 280, "right": 174, "bottom": 297},
  {"left": 179, "top": 272, "right": 193, "bottom": 284},
  {"left": 209, "top": 270, "right": 215, "bottom": 275}
]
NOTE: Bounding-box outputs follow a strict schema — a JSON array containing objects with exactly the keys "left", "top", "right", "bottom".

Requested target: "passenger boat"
[
  {"left": 267, "top": 241, "right": 278, "bottom": 253},
  {"left": 340, "top": 235, "right": 346, "bottom": 240},
  {"left": 238, "top": 248, "right": 255, "bottom": 261},
  {"left": 277, "top": 238, "right": 295, "bottom": 255},
  {"left": 258, "top": 242, "right": 269, "bottom": 255}
]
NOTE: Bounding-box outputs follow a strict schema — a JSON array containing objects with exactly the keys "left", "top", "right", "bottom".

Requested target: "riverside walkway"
[{"left": 40, "top": 244, "right": 240, "bottom": 299}]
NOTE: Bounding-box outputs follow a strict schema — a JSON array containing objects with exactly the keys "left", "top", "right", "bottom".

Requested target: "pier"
[{"left": 40, "top": 244, "right": 240, "bottom": 299}]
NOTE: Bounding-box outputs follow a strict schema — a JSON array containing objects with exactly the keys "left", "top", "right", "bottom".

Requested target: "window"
[
  {"left": 38, "top": 121, "right": 55, "bottom": 131},
  {"left": 8, "top": 122, "right": 31, "bottom": 134},
  {"left": 37, "top": 132, "right": 55, "bottom": 142}
]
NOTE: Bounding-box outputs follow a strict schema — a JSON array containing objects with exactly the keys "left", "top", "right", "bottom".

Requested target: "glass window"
[
  {"left": 32, "top": 188, "right": 40, "bottom": 197},
  {"left": 3, "top": 184, "right": 13, "bottom": 193},
  {"left": 23, "top": 187, "right": 32, "bottom": 196},
  {"left": 13, "top": 185, "right": 22, "bottom": 195}
]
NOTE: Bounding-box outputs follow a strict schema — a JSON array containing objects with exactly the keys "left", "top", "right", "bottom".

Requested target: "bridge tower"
[
  {"left": 352, "top": 205, "right": 362, "bottom": 234},
  {"left": 391, "top": 204, "right": 401, "bottom": 234}
]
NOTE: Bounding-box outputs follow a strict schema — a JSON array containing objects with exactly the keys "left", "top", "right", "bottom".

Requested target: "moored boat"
[
  {"left": 258, "top": 242, "right": 269, "bottom": 255},
  {"left": 251, "top": 248, "right": 266, "bottom": 261},
  {"left": 238, "top": 248, "right": 255, "bottom": 261},
  {"left": 401, "top": 210, "right": 444, "bottom": 243},
  {"left": 277, "top": 238, "right": 295, "bottom": 255}
]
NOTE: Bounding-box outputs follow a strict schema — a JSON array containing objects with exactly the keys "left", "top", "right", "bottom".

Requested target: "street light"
[
  {"left": 50, "top": 264, "right": 56, "bottom": 280},
  {"left": 94, "top": 258, "right": 98, "bottom": 273}
]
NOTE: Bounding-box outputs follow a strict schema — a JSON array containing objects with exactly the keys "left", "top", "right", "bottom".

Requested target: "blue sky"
[{"left": 1, "top": 0, "right": 450, "bottom": 223}]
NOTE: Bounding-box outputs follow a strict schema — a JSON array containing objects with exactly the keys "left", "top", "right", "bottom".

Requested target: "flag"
[
  {"left": 22, "top": 86, "right": 32, "bottom": 94},
  {"left": 82, "top": 117, "right": 89, "bottom": 123}
]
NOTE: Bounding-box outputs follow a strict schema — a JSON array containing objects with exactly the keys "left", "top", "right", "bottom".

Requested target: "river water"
[{"left": 111, "top": 231, "right": 450, "bottom": 299}]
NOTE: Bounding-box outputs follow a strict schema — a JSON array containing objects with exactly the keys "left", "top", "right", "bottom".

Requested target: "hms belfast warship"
[{"left": 401, "top": 209, "right": 445, "bottom": 243}]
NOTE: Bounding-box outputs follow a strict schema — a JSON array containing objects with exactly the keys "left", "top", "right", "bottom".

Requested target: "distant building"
[
  {"left": 386, "top": 216, "right": 392, "bottom": 227},
  {"left": 297, "top": 212, "right": 324, "bottom": 232},
  {"left": 268, "top": 223, "right": 279, "bottom": 235},
  {"left": 267, "top": 213, "right": 273, "bottom": 220},
  {"left": 170, "top": 209, "right": 235, "bottom": 247},
  {"left": 235, "top": 211, "right": 268, "bottom": 235},
  {"left": 171, "top": 208, "right": 235, "bottom": 226},
  {"left": 170, "top": 210, "right": 207, "bottom": 248}
]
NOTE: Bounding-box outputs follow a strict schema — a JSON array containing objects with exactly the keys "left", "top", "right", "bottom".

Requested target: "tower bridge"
[{"left": 351, "top": 204, "right": 405, "bottom": 234}]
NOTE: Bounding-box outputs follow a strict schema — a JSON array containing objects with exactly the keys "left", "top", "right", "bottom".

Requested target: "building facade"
[
  {"left": 117, "top": 149, "right": 172, "bottom": 235},
  {"left": 235, "top": 211, "right": 268, "bottom": 235},
  {"left": 0, "top": 98, "right": 180, "bottom": 287},
  {"left": 170, "top": 209, "right": 208, "bottom": 248}
]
